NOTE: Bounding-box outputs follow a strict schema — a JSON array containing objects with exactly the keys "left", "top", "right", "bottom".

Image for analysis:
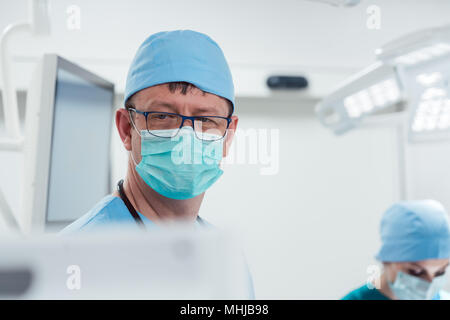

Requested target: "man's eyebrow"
[
  {"left": 439, "top": 262, "right": 450, "bottom": 271},
  {"left": 191, "top": 106, "right": 225, "bottom": 115},
  {"left": 433, "top": 263, "right": 449, "bottom": 276},
  {"left": 147, "top": 100, "right": 177, "bottom": 111},
  {"left": 147, "top": 100, "right": 227, "bottom": 116},
  {"left": 409, "top": 262, "right": 449, "bottom": 275}
]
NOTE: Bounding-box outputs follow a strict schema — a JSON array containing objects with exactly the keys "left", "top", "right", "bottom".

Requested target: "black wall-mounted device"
[{"left": 267, "top": 75, "right": 309, "bottom": 90}]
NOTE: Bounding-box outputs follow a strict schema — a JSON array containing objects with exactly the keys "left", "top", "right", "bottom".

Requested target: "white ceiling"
[{"left": 1, "top": 0, "right": 450, "bottom": 96}]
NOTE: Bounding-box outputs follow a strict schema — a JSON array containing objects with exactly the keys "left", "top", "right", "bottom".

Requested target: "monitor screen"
[{"left": 45, "top": 62, "right": 114, "bottom": 227}]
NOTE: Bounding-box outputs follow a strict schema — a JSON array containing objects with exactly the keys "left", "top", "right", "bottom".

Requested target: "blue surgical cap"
[
  {"left": 376, "top": 200, "right": 450, "bottom": 262},
  {"left": 124, "top": 30, "right": 235, "bottom": 112}
]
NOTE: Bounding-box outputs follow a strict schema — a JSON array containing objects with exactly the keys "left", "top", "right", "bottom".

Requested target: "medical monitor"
[{"left": 23, "top": 54, "right": 114, "bottom": 232}]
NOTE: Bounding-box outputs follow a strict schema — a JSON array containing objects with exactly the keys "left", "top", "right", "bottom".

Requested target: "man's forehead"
[{"left": 131, "top": 84, "right": 230, "bottom": 114}]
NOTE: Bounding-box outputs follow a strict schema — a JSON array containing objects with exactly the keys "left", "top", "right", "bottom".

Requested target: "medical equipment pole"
[
  {"left": 0, "top": 0, "right": 49, "bottom": 147},
  {"left": 0, "top": 1, "right": 51, "bottom": 233},
  {"left": 0, "top": 22, "right": 31, "bottom": 233},
  {"left": 0, "top": 22, "right": 29, "bottom": 150},
  {"left": 0, "top": 184, "right": 20, "bottom": 231},
  {"left": 394, "top": 64, "right": 411, "bottom": 201}
]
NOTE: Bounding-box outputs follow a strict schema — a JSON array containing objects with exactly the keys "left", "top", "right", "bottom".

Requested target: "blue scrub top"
[
  {"left": 60, "top": 195, "right": 255, "bottom": 299},
  {"left": 61, "top": 195, "right": 158, "bottom": 233}
]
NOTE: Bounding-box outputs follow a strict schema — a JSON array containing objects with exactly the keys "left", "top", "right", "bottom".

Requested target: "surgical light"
[
  {"left": 416, "top": 72, "right": 442, "bottom": 86},
  {"left": 315, "top": 62, "right": 403, "bottom": 134},
  {"left": 410, "top": 85, "right": 450, "bottom": 133},
  {"left": 394, "top": 43, "right": 450, "bottom": 66},
  {"left": 316, "top": 24, "right": 450, "bottom": 142},
  {"left": 344, "top": 78, "right": 401, "bottom": 118}
]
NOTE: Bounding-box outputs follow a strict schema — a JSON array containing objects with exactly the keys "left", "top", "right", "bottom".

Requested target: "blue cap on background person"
[
  {"left": 124, "top": 29, "right": 235, "bottom": 112},
  {"left": 376, "top": 200, "right": 450, "bottom": 262}
]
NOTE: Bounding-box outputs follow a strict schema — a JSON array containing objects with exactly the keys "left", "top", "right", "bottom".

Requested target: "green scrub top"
[
  {"left": 342, "top": 285, "right": 390, "bottom": 300},
  {"left": 342, "top": 284, "right": 449, "bottom": 300}
]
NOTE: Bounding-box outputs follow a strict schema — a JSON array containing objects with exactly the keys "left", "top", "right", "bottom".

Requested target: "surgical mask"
[
  {"left": 131, "top": 126, "right": 224, "bottom": 200},
  {"left": 388, "top": 271, "right": 447, "bottom": 300}
]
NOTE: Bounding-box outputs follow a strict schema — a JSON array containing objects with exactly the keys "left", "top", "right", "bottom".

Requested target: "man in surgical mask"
[
  {"left": 342, "top": 200, "right": 450, "bottom": 300},
  {"left": 61, "top": 30, "right": 237, "bottom": 230},
  {"left": 60, "top": 30, "right": 253, "bottom": 296}
]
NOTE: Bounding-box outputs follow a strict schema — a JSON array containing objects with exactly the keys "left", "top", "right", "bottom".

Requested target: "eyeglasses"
[{"left": 127, "top": 108, "right": 232, "bottom": 141}]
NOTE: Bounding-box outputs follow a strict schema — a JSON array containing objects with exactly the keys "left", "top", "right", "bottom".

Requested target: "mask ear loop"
[
  {"left": 130, "top": 149, "right": 139, "bottom": 167},
  {"left": 128, "top": 109, "right": 142, "bottom": 166},
  {"left": 218, "top": 130, "right": 229, "bottom": 171},
  {"left": 128, "top": 109, "right": 143, "bottom": 137}
]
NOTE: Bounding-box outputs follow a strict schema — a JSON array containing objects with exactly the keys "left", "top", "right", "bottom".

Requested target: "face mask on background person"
[
  {"left": 388, "top": 271, "right": 447, "bottom": 300},
  {"left": 130, "top": 125, "right": 224, "bottom": 200}
]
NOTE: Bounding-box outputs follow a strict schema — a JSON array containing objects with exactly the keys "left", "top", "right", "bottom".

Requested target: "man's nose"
[
  {"left": 424, "top": 274, "right": 434, "bottom": 283},
  {"left": 180, "top": 117, "right": 195, "bottom": 130}
]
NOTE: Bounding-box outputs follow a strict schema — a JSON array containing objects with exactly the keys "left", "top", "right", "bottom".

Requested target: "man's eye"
[
  {"left": 408, "top": 269, "right": 424, "bottom": 276},
  {"left": 435, "top": 271, "right": 446, "bottom": 277},
  {"left": 153, "top": 114, "right": 167, "bottom": 120},
  {"left": 197, "top": 117, "right": 212, "bottom": 123}
]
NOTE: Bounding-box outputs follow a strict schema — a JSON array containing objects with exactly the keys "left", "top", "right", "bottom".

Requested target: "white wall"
[{"left": 406, "top": 141, "right": 450, "bottom": 212}]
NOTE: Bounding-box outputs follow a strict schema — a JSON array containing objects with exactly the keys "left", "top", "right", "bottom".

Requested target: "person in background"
[{"left": 343, "top": 200, "right": 450, "bottom": 300}]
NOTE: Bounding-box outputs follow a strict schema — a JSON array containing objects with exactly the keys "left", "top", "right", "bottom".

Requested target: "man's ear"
[
  {"left": 223, "top": 115, "right": 238, "bottom": 157},
  {"left": 116, "top": 108, "right": 133, "bottom": 151}
]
